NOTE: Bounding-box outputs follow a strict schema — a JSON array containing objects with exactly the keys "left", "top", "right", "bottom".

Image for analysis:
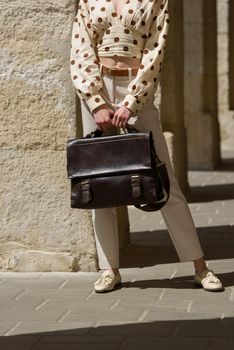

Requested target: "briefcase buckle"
[
  {"left": 131, "top": 175, "right": 142, "bottom": 198},
  {"left": 81, "top": 179, "right": 92, "bottom": 203}
]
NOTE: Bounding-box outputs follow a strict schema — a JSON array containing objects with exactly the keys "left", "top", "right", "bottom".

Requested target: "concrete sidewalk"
[{"left": 0, "top": 150, "right": 233, "bottom": 350}]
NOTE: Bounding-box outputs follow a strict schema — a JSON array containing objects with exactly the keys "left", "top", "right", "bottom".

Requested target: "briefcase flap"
[{"left": 66, "top": 132, "right": 154, "bottom": 179}]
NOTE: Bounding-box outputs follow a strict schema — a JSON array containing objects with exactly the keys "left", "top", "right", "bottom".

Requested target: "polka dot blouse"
[{"left": 70, "top": 0, "right": 170, "bottom": 114}]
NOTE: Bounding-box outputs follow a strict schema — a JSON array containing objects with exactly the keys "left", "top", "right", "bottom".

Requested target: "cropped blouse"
[{"left": 70, "top": 0, "right": 170, "bottom": 115}]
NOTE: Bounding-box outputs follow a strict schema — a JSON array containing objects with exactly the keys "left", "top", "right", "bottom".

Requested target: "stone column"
[
  {"left": 184, "top": 0, "right": 221, "bottom": 169},
  {"left": 229, "top": 0, "right": 234, "bottom": 110},
  {"left": 0, "top": 0, "right": 98, "bottom": 272},
  {"left": 160, "top": 0, "right": 190, "bottom": 195},
  {"left": 217, "top": 0, "right": 234, "bottom": 151}
]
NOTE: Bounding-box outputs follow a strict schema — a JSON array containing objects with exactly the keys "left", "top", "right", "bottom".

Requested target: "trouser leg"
[
  {"left": 129, "top": 100, "right": 205, "bottom": 262},
  {"left": 80, "top": 71, "right": 120, "bottom": 269}
]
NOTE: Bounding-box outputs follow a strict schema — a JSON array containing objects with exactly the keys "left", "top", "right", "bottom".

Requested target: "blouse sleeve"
[
  {"left": 70, "top": 1, "right": 106, "bottom": 114},
  {"left": 121, "top": 0, "right": 170, "bottom": 114}
]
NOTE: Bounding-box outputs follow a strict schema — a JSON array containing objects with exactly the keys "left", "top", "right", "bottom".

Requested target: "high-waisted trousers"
[{"left": 80, "top": 63, "right": 204, "bottom": 269}]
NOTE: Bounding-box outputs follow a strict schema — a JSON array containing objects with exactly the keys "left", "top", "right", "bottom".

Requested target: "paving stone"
[
  {"left": 89, "top": 284, "right": 163, "bottom": 301},
  {"left": 65, "top": 306, "right": 142, "bottom": 323},
  {"left": 190, "top": 299, "right": 234, "bottom": 315},
  {"left": 131, "top": 231, "right": 170, "bottom": 244},
  {"left": 175, "top": 322, "right": 234, "bottom": 337},
  {"left": 129, "top": 219, "right": 166, "bottom": 233},
  {"left": 61, "top": 278, "right": 100, "bottom": 290},
  {"left": 39, "top": 335, "right": 123, "bottom": 343},
  {"left": 115, "top": 268, "right": 142, "bottom": 280},
  {"left": 24, "top": 289, "right": 91, "bottom": 299},
  {"left": 120, "top": 336, "right": 211, "bottom": 350},
  {"left": 216, "top": 203, "right": 234, "bottom": 213},
  {"left": 32, "top": 343, "right": 120, "bottom": 350},
  {"left": 8, "top": 322, "right": 93, "bottom": 336},
  {"left": 0, "top": 322, "right": 21, "bottom": 336},
  {"left": 0, "top": 288, "right": 27, "bottom": 300},
  {"left": 144, "top": 309, "right": 222, "bottom": 321},
  {"left": 197, "top": 238, "right": 234, "bottom": 246},
  {"left": 161, "top": 286, "right": 231, "bottom": 302},
  {"left": 0, "top": 306, "right": 66, "bottom": 322},
  {"left": 90, "top": 321, "right": 175, "bottom": 336},
  {"left": 0, "top": 335, "right": 41, "bottom": 350},
  {"left": 0, "top": 273, "right": 44, "bottom": 279},
  {"left": 210, "top": 217, "right": 234, "bottom": 226},
  {"left": 0, "top": 278, "right": 65, "bottom": 290},
  {"left": 136, "top": 264, "right": 180, "bottom": 277},
  {"left": 209, "top": 338, "right": 234, "bottom": 350},
  {"left": 38, "top": 298, "right": 118, "bottom": 310},
  {"left": 0, "top": 298, "right": 51, "bottom": 312},
  {"left": 219, "top": 316, "right": 234, "bottom": 325}
]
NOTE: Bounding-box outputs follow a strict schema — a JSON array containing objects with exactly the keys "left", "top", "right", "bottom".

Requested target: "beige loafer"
[
  {"left": 194, "top": 268, "right": 224, "bottom": 291},
  {"left": 94, "top": 270, "right": 122, "bottom": 293}
]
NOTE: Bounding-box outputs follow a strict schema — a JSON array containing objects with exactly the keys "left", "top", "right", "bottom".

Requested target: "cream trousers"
[{"left": 80, "top": 63, "right": 204, "bottom": 269}]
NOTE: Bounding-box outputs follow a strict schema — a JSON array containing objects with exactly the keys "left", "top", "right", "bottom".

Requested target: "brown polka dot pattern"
[{"left": 70, "top": 0, "right": 170, "bottom": 114}]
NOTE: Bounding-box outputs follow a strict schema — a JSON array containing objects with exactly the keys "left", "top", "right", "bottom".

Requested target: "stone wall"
[
  {"left": 184, "top": 0, "right": 221, "bottom": 170},
  {"left": 217, "top": 0, "right": 234, "bottom": 151},
  {"left": 0, "top": 0, "right": 98, "bottom": 271}
]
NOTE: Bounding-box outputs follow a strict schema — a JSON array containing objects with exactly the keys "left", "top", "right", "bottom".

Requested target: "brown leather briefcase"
[{"left": 66, "top": 126, "right": 170, "bottom": 212}]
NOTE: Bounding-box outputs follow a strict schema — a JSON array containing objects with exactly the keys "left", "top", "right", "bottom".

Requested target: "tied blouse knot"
[{"left": 70, "top": 0, "right": 170, "bottom": 114}]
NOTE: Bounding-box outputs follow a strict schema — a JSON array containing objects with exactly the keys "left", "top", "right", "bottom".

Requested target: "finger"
[
  {"left": 116, "top": 117, "right": 123, "bottom": 128},
  {"left": 102, "top": 117, "right": 110, "bottom": 130},
  {"left": 112, "top": 114, "right": 118, "bottom": 126},
  {"left": 114, "top": 115, "right": 120, "bottom": 127},
  {"left": 101, "top": 121, "right": 109, "bottom": 130},
  {"left": 104, "top": 117, "right": 113, "bottom": 129},
  {"left": 97, "top": 123, "right": 105, "bottom": 131}
]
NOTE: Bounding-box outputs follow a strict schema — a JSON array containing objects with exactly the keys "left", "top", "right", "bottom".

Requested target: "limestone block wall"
[
  {"left": 229, "top": 0, "right": 234, "bottom": 110},
  {"left": 161, "top": 0, "right": 189, "bottom": 195},
  {"left": 217, "top": 0, "right": 234, "bottom": 151},
  {"left": 0, "top": 0, "right": 98, "bottom": 271},
  {"left": 184, "top": 0, "right": 221, "bottom": 169}
]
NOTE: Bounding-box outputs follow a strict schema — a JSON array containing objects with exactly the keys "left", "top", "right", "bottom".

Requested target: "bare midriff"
[
  {"left": 98, "top": 1, "right": 142, "bottom": 69},
  {"left": 99, "top": 55, "right": 141, "bottom": 69}
]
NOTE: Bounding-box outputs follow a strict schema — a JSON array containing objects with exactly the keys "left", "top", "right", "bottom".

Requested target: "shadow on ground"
[
  {"left": 121, "top": 224, "right": 234, "bottom": 268},
  {"left": 0, "top": 316, "right": 234, "bottom": 350},
  {"left": 188, "top": 157, "right": 234, "bottom": 202}
]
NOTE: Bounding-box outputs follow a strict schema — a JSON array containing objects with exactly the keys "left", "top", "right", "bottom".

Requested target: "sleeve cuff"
[
  {"left": 83, "top": 94, "right": 107, "bottom": 114},
  {"left": 121, "top": 94, "right": 143, "bottom": 114}
]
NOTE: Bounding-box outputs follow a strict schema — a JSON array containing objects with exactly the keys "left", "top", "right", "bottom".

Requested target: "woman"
[{"left": 70, "top": 0, "right": 224, "bottom": 292}]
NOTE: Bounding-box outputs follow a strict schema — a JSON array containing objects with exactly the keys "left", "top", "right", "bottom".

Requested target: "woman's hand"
[
  {"left": 111, "top": 106, "right": 135, "bottom": 128},
  {"left": 93, "top": 104, "right": 115, "bottom": 130}
]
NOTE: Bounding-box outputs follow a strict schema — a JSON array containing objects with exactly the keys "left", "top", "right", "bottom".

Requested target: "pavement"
[{"left": 0, "top": 149, "right": 234, "bottom": 350}]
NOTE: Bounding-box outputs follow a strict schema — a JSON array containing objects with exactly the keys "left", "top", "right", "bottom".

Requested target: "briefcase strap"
[{"left": 134, "top": 162, "right": 170, "bottom": 212}]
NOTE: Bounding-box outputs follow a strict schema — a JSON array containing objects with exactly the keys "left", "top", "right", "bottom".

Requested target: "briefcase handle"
[{"left": 84, "top": 123, "right": 138, "bottom": 139}]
